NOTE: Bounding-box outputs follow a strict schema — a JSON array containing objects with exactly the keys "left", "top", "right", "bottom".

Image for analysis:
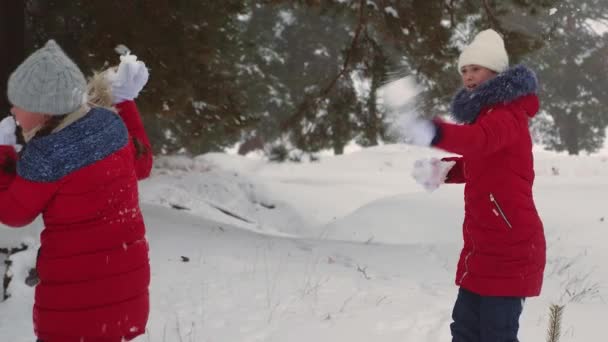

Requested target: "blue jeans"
[{"left": 451, "top": 287, "right": 525, "bottom": 342}]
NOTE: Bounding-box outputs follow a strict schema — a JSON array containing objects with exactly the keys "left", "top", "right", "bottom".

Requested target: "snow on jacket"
[
  {"left": 0, "top": 100, "right": 152, "bottom": 341},
  {"left": 433, "top": 65, "right": 546, "bottom": 297}
]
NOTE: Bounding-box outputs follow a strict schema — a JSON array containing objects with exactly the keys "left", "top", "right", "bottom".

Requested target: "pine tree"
[
  {"left": 0, "top": 0, "right": 25, "bottom": 114},
  {"left": 237, "top": 1, "right": 357, "bottom": 154},
  {"left": 21, "top": 0, "right": 608, "bottom": 156},
  {"left": 523, "top": 0, "right": 608, "bottom": 154},
  {"left": 26, "top": 0, "right": 250, "bottom": 155}
]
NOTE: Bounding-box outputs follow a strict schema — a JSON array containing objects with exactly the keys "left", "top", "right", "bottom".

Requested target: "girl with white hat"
[{"left": 407, "top": 29, "right": 546, "bottom": 342}]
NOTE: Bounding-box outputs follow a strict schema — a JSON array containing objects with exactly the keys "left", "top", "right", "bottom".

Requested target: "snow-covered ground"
[{"left": 1, "top": 144, "right": 607, "bottom": 341}]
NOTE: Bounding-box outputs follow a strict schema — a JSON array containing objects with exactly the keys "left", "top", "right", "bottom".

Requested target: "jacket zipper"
[{"left": 490, "top": 193, "right": 513, "bottom": 229}]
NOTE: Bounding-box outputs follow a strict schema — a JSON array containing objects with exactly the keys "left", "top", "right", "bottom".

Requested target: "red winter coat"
[
  {"left": 433, "top": 65, "right": 546, "bottom": 297},
  {"left": 0, "top": 100, "right": 153, "bottom": 341}
]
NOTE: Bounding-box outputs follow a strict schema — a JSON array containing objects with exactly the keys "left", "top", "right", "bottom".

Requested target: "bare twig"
[
  {"left": 447, "top": 0, "right": 456, "bottom": 28},
  {"left": 1, "top": 244, "right": 28, "bottom": 301},
  {"left": 0, "top": 243, "right": 27, "bottom": 255},
  {"left": 356, "top": 264, "right": 371, "bottom": 280},
  {"left": 339, "top": 293, "right": 357, "bottom": 313},
  {"left": 175, "top": 313, "right": 184, "bottom": 342},
  {"left": 376, "top": 295, "right": 388, "bottom": 306},
  {"left": 2, "top": 255, "right": 12, "bottom": 301}
]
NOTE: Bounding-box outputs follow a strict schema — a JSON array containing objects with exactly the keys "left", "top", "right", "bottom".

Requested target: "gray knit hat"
[{"left": 7, "top": 40, "right": 87, "bottom": 115}]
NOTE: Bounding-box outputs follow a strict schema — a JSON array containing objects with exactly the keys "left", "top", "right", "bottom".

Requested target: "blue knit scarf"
[{"left": 17, "top": 108, "right": 128, "bottom": 182}]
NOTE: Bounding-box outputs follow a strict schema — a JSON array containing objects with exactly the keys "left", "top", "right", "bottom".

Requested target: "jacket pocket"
[{"left": 490, "top": 193, "right": 513, "bottom": 229}]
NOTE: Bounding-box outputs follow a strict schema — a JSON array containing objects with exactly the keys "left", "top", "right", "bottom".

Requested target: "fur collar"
[{"left": 450, "top": 65, "right": 538, "bottom": 124}]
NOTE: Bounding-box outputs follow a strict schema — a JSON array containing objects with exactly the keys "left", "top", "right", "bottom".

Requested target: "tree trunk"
[
  {"left": 0, "top": 0, "right": 25, "bottom": 114},
  {"left": 363, "top": 43, "right": 389, "bottom": 147},
  {"left": 364, "top": 73, "right": 380, "bottom": 146},
  {"left": 331, "top": 112, "right": 348, "bottom": 155},
  {"left": 563, "top": 14, "right": 579, "bottom": 156},
  {"left": 563, "top": 114, "right": 579, "bottom": 155},
  {"left": 333, "top": 140, "right": 345, "bottom": 155},
  {"left": 238, "top": 135, "right": 265, "bottom": 155}
]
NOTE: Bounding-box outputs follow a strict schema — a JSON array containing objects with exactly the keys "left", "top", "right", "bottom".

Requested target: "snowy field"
[{"left": 1, "top": 144, "right": 607, "bottom": 341}]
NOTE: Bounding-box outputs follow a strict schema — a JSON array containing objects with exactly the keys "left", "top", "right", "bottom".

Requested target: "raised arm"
[
  {"left": 0, "top": 146, "right": 58, "bottom": 227},
  {"left": 115, "top": 101, "right": 153, "bottom": 179},
  {"left": 432, "top": 98, "right": 533, "bottom": 157}
]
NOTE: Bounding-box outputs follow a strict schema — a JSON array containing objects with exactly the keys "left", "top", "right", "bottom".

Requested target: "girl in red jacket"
[
  {"left": 0, "top": 40, "right": 152, "bottom": 341},
  {"left": 405, "top": 29, "right": 546, "bottom": 342}
]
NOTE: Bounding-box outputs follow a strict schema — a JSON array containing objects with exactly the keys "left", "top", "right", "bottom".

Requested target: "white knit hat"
[
  {"left": 7, "top": 40, "right": 87, "bottom": 115},
  {"left": 458, "top": 29, "right": 509, "bottom": 74}
]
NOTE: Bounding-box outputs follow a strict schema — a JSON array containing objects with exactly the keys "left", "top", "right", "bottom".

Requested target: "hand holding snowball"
[
  {"left": 379, "top": 77, "right": 437, "bottom": 147},
  {"left": 0, "top": 116, "right": 17, "bottom": 146},
  {"left": 105, "top": 54, "right": 149, "bottom": 104},
  {"left": 411, "top": 157, "right": 455, "bottom": 192}
]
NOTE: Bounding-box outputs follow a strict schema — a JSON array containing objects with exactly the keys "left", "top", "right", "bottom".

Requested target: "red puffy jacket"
[
  {"left": 0, "top": 100, "right": 152, "bottom": 341},
  {"left": 433, "top": 65, "right": 546, "bottom": 297}
]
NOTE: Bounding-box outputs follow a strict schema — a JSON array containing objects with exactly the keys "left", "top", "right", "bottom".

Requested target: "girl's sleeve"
[
  {"left": 115, "top": 100, "right": 153, "bottom": 180},
  {"left": 441, "top": 156, "right": 465, "bottom": 184},
  {"left": 432, "top": 103, "right": 530, "bottom": 157},
  {"left": 0, "top": 146, "right": 59, "bottom": 227},
  {"left": 0, "top": 146, "right": 17, "bottom": 189}
]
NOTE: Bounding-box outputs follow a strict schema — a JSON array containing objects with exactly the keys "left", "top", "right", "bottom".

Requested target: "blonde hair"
[
  {"left": 85, "top": 66, "right": 151, "bottom": 158},
  {"left": 86, "top": 68, "right": 117, "bottom": 111}
]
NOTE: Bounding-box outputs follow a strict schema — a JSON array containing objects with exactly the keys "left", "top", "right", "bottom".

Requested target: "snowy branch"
[
  {"left": 280, "top": 0, "right": 367, "bottom": 130},
  {"left": 481, "top": 0, "right": 500, "bottom": 29}
]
